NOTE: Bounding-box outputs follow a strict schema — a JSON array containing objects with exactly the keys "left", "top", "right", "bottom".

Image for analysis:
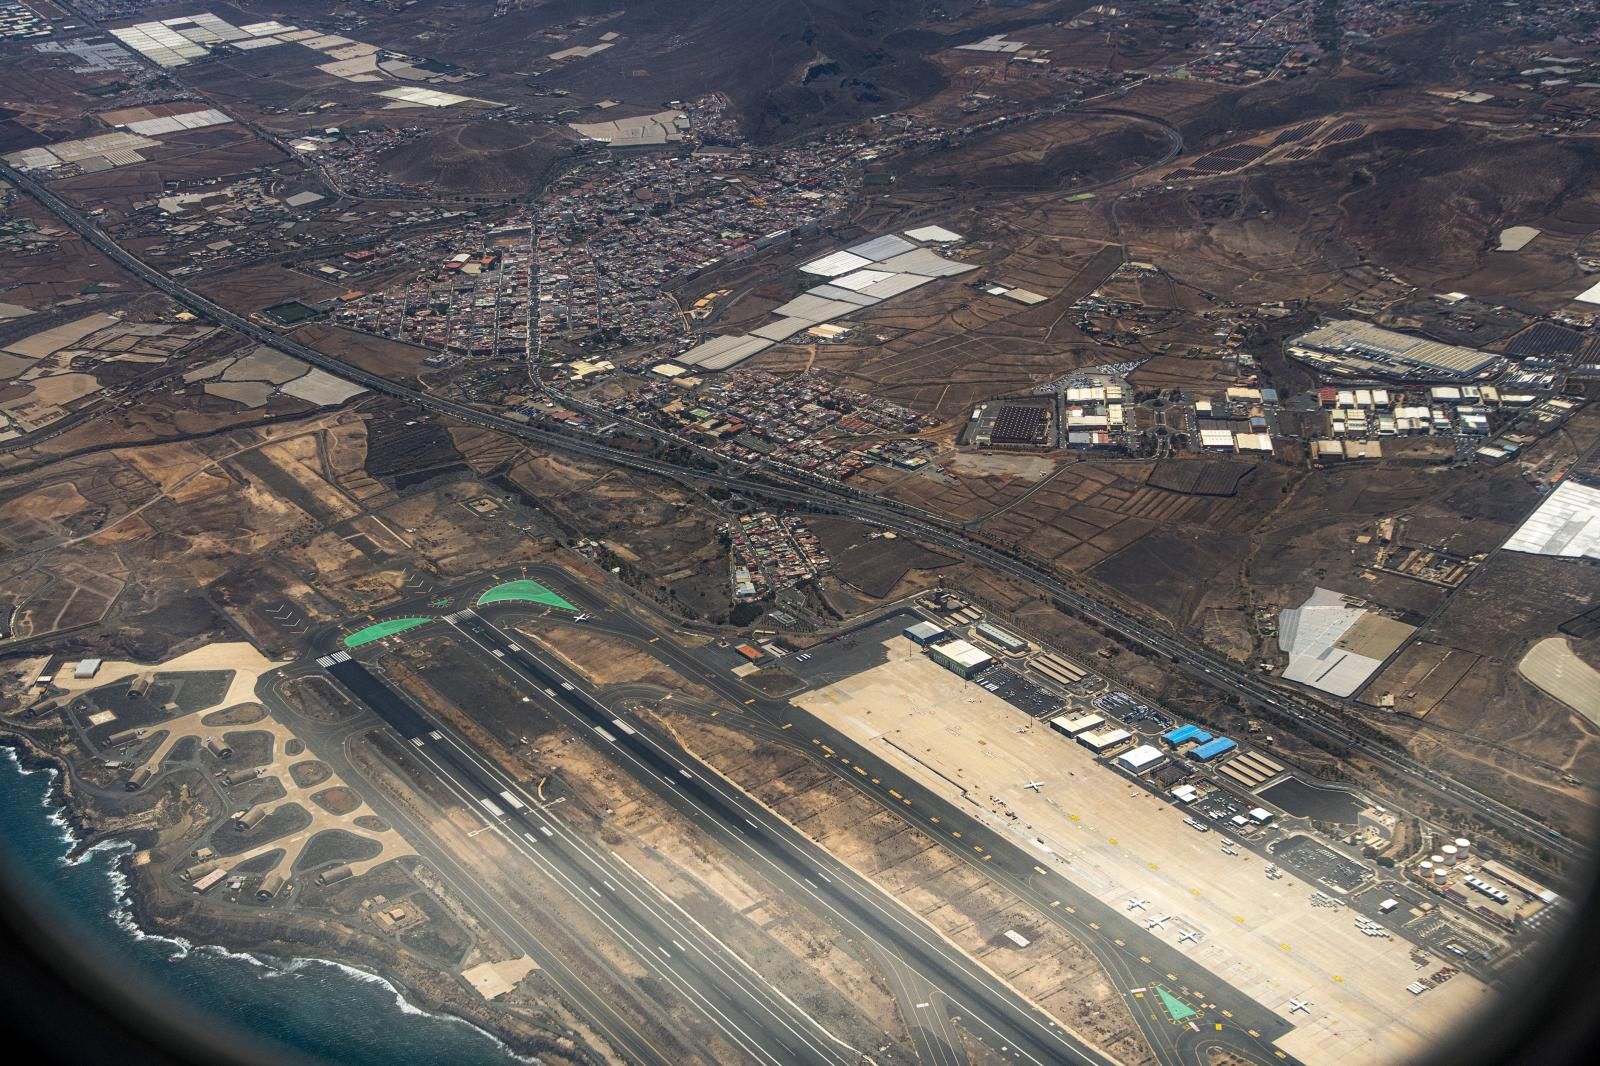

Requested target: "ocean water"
[{"left": 0, "top": 747, "right": 526, "bottom": 1066}]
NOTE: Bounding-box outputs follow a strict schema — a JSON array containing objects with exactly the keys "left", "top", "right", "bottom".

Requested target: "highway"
[
  {"left": 315, "top": 650, "right": 876, "bottom": 1066},
  {"left": 0, "top": 155, "right": 1577, "bottom": 870},
  {"left": 419, "top": 609, "right": 1116, "bottom": 1066}
]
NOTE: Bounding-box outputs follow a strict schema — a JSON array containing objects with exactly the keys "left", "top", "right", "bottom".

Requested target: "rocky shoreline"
[{"left": 0, "top": 728, "right": 586, "bottom": 1066}]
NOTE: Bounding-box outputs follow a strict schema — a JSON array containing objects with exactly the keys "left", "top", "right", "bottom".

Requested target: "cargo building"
[
  {"left": 1078, "top": 727, "right": 1132, "bottom": 752},
  {"left": 1189, "top": 736, "right": 1237, "bottom": 761},
  {"left": 904, "top": 620, "right": 947, "bottom": 645},
  {"left": 974, "top": 621, "right": 1028, "bottom": 654},
  {"left": 1163, "top": 724, "right": 1212, "bottom": 746},
  {"left": 1115, "top": 744, "right": 1165, "bottom": 774},
  {"left": 928, "top": 639, "right": 994, "bottom": 679},
  {"left": 1049, "top": 713, "right": 1104, "bottom": 737}
]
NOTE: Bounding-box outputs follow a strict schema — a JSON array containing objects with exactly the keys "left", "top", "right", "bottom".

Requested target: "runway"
[
  {"left": 322, "top": 609, "right": 1115, "bottom": 1065},
  {"left": 316, "top": 650, "right": 869, "bottom": 1066},
  {"left": 481, "top": 568, "right": 1298, "bottom": 1066}
]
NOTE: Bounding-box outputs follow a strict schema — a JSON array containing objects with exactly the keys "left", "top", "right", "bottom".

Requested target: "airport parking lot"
[
  {"left": 1094, "top": 689, "right": 1172, "bottom": 731},
  {"left": 973, "top": 664, "right": 1064, "bottom": 717},
  {"left": 1272, "top": 835, "right": 1370, "bottom": 892}
]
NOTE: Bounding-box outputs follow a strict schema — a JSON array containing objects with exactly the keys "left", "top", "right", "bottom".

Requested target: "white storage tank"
[
  {"left": 1430, "top": 854, "right": 1445, "bottom": 865},
  {"left": 1433, "top": 865, "right": 1449, "bottom": 884},
  {"left": 1441, "top": 844, "right": 1459, "bottom": 862},
  {"left": 1418, "top": 861, "right": 1434, "bottom": 880},
  {"left": 1454, "top": 837, "right": 1471, "bottom": 857}
]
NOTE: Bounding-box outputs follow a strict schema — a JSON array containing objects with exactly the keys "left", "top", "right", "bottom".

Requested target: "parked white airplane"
[
  {"left": 1178, "top": 929, "right": 1203, "bottom": 944},
  {"left": 1146, "top": 915, "right": 1172, "bottom": 930},
  {"left": 1023, "top": 780, "right": 1045, "bottom": 792},
  {"left": 1288, "top": 998, "right": 1311, "bottom": 1015},
  {"left": 1126, "top": 897, "right": 1149, "bottom": 912}
]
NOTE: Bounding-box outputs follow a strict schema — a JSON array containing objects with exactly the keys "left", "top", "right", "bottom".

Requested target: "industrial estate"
[{"left": 2, "top": 2, "right": 1599, "bottom": 1066}]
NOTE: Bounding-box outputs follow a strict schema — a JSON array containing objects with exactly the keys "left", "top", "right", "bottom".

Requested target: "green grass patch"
[
  {"left": 477, "top": 579, "right": 576, "bottom": 611},
  {"left": 263, "top": 301, "right": 321, "bottom": 325},
  {"left": 343, "top": 616, "right": 432, "bottom": 648}
]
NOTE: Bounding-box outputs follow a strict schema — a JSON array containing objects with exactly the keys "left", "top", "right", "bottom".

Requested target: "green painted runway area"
[
  {"left": 477, "top": 579, "right": 575, "bottom": 611},
  {"left": 343, "top": 617, "right": 432, "bottom": 648},
  {"left": 1156, "top": 987, "right": 1197, "bottom": 1023}
]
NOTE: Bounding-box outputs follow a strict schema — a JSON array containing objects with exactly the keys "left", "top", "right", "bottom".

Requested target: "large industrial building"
[
  {"left": 1115, "top": 744, "right": 1165, "bottom": 774},
  {"left": 1049, "top": 712, "right": 1104, "bottom": 737},
  {"left": 1078, "top": 727, "right": 1133, "bottom": 752},
  {"left": 1189, "top": 736, "right": 1238, "bottom": 761},
  {"left": 1288, "top": 320, "right": 1503, "bottom": 382},
  {"left": 974, "top": 621, "right": 1028, "bottom": 654},
  {"left": 928, "top": 639, "right": 994, "bottom": 678},
  {"left": 904, "top": 620, "right": 947, "bottom": 645},
  {"left": 1163, "top": 724, "right": 1212, "bottom": 746}
]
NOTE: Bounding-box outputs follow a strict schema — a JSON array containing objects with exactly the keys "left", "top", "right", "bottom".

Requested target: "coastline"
[{"left": 0, "top": 731, "right": 550, "bottom": 1066}]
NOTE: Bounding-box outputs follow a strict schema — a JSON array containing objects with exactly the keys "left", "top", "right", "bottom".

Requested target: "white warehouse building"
[{"left": 1115, "top": 744, "right": 1165, "bottom": 774}]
